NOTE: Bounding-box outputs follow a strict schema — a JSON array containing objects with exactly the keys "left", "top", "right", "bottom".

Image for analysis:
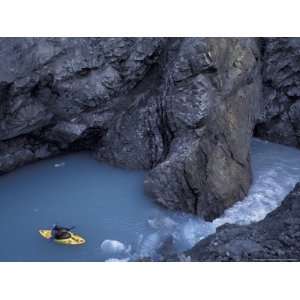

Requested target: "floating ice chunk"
[
  {"left": 100, "top": 240, "right": 128, "bottom": 254},
  {"left": 54, "top": 162, "right": 65, "bottom": 168},
  {"left": 105, "top": 257, "right": 130, "bottom": 262}
]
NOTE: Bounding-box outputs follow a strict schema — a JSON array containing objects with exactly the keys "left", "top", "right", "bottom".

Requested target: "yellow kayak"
[{"left": 39, "top": 229, "right": 86, "bottom": 245}]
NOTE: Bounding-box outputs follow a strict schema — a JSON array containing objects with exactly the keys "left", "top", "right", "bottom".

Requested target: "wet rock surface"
[
  {"left": 173, "top": 183, "right": 300, "bottom": 261},
  {"left": 0, "top": 38, "right": 261, "bottom": 220}
]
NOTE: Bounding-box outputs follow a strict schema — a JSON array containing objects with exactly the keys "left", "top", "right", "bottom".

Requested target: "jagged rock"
[
  {"left": 0, "top": 136, "right": 60, "bottom": 174},
  {"left": 256, "top": 38, "right": 300, "bottom": 147},
  {"left": 144, "top": 38, "right": 261, "bottom": 220},
  {"left": 48, "top": 122, "right": 88, "bottom": 144},
  {"left": 177, "top": 183, "right": 300, "bottom": 261},
  {"left": 0, "top": 38, "right": 261, "bottom": 220}
]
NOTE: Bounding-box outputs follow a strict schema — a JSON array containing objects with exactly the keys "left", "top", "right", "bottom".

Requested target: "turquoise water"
[
  {"left": 0, "top": 152, "right": 199, "bottom": 261},
  {"left": 1, "top": 139, "right": 300, "bottom": 261}
]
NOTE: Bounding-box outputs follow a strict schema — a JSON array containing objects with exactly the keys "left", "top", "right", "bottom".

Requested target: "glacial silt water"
[{"left": 0, "top": 138, "right": 300, "bottom": 261}]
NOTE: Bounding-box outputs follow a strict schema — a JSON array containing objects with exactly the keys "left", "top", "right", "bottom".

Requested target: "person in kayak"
[{"left": 51, "top": 224, "right": 73, "bottom": 240}]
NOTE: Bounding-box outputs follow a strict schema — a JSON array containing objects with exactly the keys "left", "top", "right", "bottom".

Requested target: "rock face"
[
  {"left": 179, "top": 182, "right": 300, "bottom": 261},
  {"left": 0, "top": 38, "right": 261, "bottom": 220},
  {"left": 255, "top": 38, "right": 300, "bottom": 147}
]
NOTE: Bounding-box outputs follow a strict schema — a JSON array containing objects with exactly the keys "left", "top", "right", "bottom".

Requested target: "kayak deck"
[{"left": 39, "top": 229, "right": 86, "bottom": 245}]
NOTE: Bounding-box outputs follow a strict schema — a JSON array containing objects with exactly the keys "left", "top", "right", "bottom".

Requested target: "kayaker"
[{"left": 51, "top": 224, "right": 72, "bottom": 240}]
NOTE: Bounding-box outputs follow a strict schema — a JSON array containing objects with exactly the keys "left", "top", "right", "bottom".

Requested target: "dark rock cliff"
[
  {"left": 0, "top": 38, "right": 261, "bottom": 220},
  {"left": 256, "top": 38, "right": 300, "bottom": 147},
  {"left": 177, "top": 182, "right": 300, "bottom": 261}
]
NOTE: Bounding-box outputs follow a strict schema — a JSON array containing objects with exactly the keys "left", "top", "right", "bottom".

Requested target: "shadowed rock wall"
[
  {"left": 256, "top": 38, "right": 300, "bottom": 147},
  {"left": 0, "top": 38, "right": 261, "bottom": 220}
]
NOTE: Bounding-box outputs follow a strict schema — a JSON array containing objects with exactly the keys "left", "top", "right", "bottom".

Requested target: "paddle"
[{"left": 66, "top": 226, "right": 75, "bottom": 231}]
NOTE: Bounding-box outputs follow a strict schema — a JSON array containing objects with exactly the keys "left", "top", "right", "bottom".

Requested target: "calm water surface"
[{"left": 1, "top": 139, "right": 300, "bottom": 261}]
